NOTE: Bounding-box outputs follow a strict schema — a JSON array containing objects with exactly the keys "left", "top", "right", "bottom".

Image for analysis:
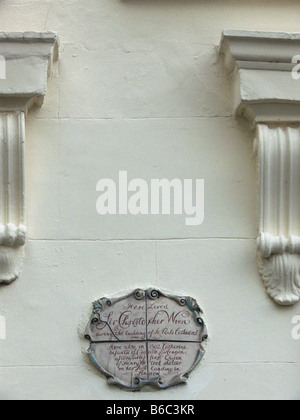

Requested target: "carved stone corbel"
[
  {"left": 219, "top": 30, "right": 300, "bottom": 305},
  {"left": 0, "top": 32, "right": 58, "bottom": 284}
]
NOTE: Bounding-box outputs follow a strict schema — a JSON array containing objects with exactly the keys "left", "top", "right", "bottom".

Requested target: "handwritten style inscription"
[{"left": 85, "top": 289, "right": 207, "bottom": 390}]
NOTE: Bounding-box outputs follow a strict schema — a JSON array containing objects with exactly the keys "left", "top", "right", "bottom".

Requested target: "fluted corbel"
[
  {"left": 0, "top": 32, "right": 58, "bottom": 284},
  {"left": 219, "top": 30, "right": 300, "bottom": 305}
]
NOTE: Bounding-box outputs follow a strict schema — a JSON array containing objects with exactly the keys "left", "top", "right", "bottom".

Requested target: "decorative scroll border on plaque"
[{"left": 85, "top": 288, "right": 208, "bottom": 391}]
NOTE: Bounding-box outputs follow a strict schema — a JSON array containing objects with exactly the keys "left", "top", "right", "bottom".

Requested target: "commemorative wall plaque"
[{"left": 85, "top": 288, "right": 208, "bottom": 391}]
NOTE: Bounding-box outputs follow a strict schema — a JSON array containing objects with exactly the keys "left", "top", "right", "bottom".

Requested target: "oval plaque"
[{"left": 85, "top": 288, "right": 208, "bottom": 390}]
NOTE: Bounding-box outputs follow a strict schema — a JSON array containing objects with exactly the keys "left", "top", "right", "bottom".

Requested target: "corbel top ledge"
[
  {"left": 0, "top": 31, "right": 59, "bottom": 112},
  {"left": 219, "top": 29, "right": 300, "bottom": 124},
  {"left": 0, "top": 31, "right": 58, "bottom": 42}
]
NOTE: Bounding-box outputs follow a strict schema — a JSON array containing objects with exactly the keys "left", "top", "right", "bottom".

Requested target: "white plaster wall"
[{"left": 0, "top": 0, "right": 299, "bottom": 400}]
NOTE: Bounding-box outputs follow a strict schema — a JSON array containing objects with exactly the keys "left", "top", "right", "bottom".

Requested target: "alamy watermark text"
[
  {"left": 0, "top": 315, "right": 6, "bottom": 340},
  {"left": 292, "top": 315, "right": 300, "bottom": 340},
  {"left": 0, "top": 55, "right": 6, "bottom": 80},
  {"left": 96, "top": 171, "right": 204, "bottom": 226}
]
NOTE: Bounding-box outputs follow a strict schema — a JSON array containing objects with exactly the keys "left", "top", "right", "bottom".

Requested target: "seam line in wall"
[
  {"left": 27, "top": 237, "right": 256, "bottom": 243},
  {"left": 31, "top": 116, "right": 233, "bottom": 122}
]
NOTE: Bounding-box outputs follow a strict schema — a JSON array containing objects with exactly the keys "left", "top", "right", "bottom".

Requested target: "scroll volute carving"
[
  {"left": 0, "top": 32, "right": 58, "bottom": 284},
  {"left": 256, "top": 125, "right": 300, "bottom": 305},
  {"left": 220, "top": 30, "right": 300, "bottom": 305}
]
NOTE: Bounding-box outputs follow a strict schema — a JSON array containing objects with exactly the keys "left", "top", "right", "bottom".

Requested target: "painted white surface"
[{"left": 0, "top": 0, "right": 299, "bottom": 400}]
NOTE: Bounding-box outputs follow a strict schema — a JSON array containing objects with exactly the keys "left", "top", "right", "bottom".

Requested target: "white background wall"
[{"left": 0, "top": 0, "right": 299, "bottom": 400}]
